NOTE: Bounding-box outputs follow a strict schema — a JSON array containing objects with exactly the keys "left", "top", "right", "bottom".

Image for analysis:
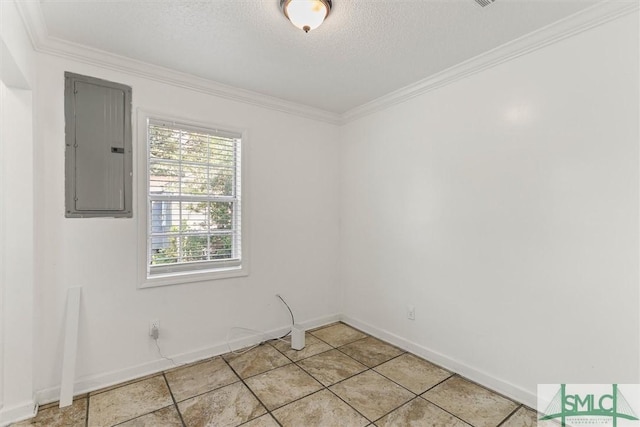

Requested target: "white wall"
[
  {"left": 339, "top": 12, "right": 639, "bottom": 406},
  {"left": 0, "top": 0, "right": 33, "bottom": 88},
  {"left": 0, "top": 83, "right": 34, "bottom": 418},
  {"left": 0, "top": 0, "right": 36, "bottom": 423},
  {"left": 33, "top": 54, "right": 341, "bottom": 400}
]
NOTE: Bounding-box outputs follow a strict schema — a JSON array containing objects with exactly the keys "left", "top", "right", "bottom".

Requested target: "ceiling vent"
[{"left": 475, "top": 0, "right": 496, "bottom": 7}]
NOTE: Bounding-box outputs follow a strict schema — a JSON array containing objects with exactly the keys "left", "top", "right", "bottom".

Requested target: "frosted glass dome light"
[{"left": 281, "top": 0, "right": 332, "bottom": 33}]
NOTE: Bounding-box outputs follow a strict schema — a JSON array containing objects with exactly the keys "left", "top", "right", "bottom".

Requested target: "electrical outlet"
[
  {"left": 149, "top": 319, "right": 160, "bottom": 339},
  {"left": 407, "top": 305, "right": 415, "bottom": 320}
]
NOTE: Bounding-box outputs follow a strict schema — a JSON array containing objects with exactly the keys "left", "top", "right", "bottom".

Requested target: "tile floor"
[{"left": 12, "top": 322, "right": 542, "bottom": 427}]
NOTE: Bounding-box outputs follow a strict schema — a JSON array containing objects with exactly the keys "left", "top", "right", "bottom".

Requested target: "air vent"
[{"left": 475, "top": 0, "right": 496, "bottom": 6}]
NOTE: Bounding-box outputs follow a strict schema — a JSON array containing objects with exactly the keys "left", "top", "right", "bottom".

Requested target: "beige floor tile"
[
  {"left": 338, "top": 337, "right": 404, "bottom": 368},
  {"left": 375, "top": 397, "right": 471, "bottom": 427},
  {"left": 270, "top": 334, "right": 332, "bottom": 362},
  {"left": 240, "top": 414, "right": 280, "bottom": 427},
  {"left": 12, "top": 398, "right": 86, "bottom": 427},
  {"left": 89, "top": 373, "right": 160, "bottom": 396},
  {"left": 297, "top": 349, "right": 367, "bottom": 386},
  {"left": 422, "top": 376, "right": 518, "bottom": 427},
  {"left": 329, "top": 370, "right": 414, "bottom": 421},
  {"left": 116, "top": 405, "right": 182, "bottom": 426},
  {"left": 165, "top": 357, "right": 239, "bottom": 401},
  {"left": 374, "top": 353, "right": 451, "bottom": 394},
  {"left": 177, "top": 381, "right": 266, "bottom": 427},
  {"left": 88, "top": 375, "right": 173, "bottom": 426},
  {"left": 310, "top": 323, "right": 367, "bottom": 347},
  {"left": 244, "top": 364, "right": 323, "bottom": 410},
  {"left": 501, "top": 407, "right": 544, "bottom": 427},
  {"left": 223, "top": 344, "right": 291, "bottom": 378},
  {"left": 272, "top": 389, "right": 369, "bottom": 427},
  {"left": 16, "top": 330, "right": 536, "bottom": 427}
]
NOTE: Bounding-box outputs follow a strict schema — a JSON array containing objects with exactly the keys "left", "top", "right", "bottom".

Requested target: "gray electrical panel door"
[{"left": 65, "top": 72, "right": 132, "bottom": 218}]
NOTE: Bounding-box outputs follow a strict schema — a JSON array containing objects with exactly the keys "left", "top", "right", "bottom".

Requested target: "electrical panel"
[{"left": 65, "top": 72, "right": 132, "bottom": 218}]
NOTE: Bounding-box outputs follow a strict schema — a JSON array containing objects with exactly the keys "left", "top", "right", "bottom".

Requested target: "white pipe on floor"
[{"left": 59, "top": 287, "right": 82, "bottom": 408}]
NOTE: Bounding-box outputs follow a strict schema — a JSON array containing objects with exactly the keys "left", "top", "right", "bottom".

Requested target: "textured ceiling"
[{"left": 38, "top": 0, "right": 600, "bottom": 114}]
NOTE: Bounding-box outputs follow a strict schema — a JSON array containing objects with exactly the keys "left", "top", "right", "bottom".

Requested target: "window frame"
[{"left": 137, "top": 110, "right": 249, "bottom": 288}]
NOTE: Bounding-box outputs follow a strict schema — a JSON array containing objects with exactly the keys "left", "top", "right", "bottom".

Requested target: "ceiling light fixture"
[{"left": 280, "top": 0, "right": 332, "bottom": 33}]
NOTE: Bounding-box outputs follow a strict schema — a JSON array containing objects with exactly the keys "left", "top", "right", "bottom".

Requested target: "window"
[{"left": 141, "top": 116, "right": 245, "bottom": 285}]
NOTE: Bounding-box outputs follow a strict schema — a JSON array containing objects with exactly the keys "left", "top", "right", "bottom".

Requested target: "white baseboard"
[
  {"left": 34, "top": 313, "right": 340, "bottom": 407},
  {"left": 0, "top": 400, "right": 37, "bottom": 427},
  {"left": 299, "top": 313, "right": 341, "bottom": 331},
  {"left": 340, "top": 315, "right": 537, "bottom": 408}
]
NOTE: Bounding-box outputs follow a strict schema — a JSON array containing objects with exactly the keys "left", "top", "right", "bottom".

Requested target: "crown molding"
[
  {"left": 342, "top": 0, "right": 639, "bottom": 123},
  {"left": 14, "top": 0, "right": 342, "bottom": 126},
  {"left": 14, "top": 0, "right": 638, "bottom": 127}
]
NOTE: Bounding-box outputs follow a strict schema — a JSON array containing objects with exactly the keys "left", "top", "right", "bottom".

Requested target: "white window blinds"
[{"left": 146, "top": 118, "right": 242, "bottom": 277}]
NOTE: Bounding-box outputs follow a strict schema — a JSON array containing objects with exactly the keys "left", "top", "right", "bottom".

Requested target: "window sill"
[{"left": 138, "top": 265, "right": 248, "bottom": 289}]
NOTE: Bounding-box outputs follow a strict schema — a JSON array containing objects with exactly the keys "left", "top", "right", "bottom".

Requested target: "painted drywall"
[
  {"left": 0, "top": 0, "right": 33, "bottom": 88},
  {"left": 339, "top": 12, "right": 639, "bottom": 406},
  {"left": 0, "top": 0, "right": 36, "bottom": 423},
  {"left": 32, "top": 54, "right": 341, "bottom": 399},
  {"left": 0, "top": 83, "right": 35, "bottom": 418}
]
